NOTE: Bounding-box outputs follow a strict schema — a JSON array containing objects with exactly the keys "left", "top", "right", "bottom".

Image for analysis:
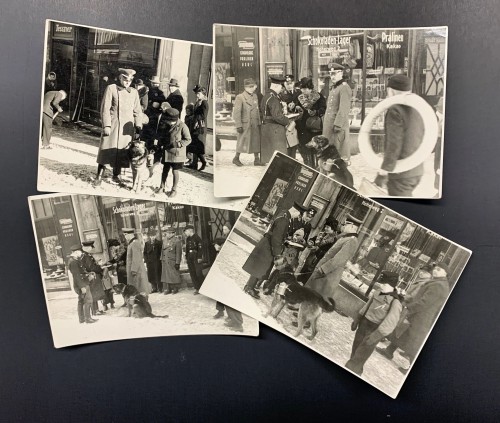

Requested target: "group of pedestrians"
[{"left": 241, "top": 201, "right": 451, "bottom": 376}]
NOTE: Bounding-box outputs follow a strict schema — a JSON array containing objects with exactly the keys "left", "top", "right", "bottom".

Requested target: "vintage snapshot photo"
[
  {"left": 29, "top": 193, "right": 257, "bottom": 348},
  {"left": 38, "top": 20, "right": 245, "bottom": 211},
  {"left": 214, "top": 24, "right": 447, "bottom": 199},
  {"left": 200, "top": 152, "right": 471, "bottom": 398}
]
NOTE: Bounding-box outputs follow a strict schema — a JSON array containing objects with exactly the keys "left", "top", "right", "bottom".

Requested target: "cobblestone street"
[
  {"left": 215, "top": 137, "right": 438, "bottom": 199},
  {"left": 203, "top": 228, "right": 410, "bottom": 398},
  {"left": 45, "top": 287, "right": 258, "bottom": 348},
  {"left": 38, "top": 123, "right": 246, "bottom": 211}
]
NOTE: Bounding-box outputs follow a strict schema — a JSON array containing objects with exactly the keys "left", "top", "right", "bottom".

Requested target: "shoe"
[
  {"left": 193, "top": 290, "right": 199, "bottom": 295},
  {"left": 213, "top": 311, "right": 224, "bottom": 319},
  {"left": 171, "top": 289, "right": 178, "bottom": 295},
  {"left": 376, "top": 346, "right": 394, "bottom": 360},
  {"left": 232, "top": 157, "right": 243, "bottom": 167},
  {"left": 85, "top": 318, "right": 98, "bottom": 324},
  {"left": 103, "top": 305, "right": 108, "bottom": 311},
  {"left": 111, "top": 176, "right": 125, "bottom": 186},
  {"left": 398, "top": 366, "right": 409, "bottom": 375},
  {"left": 155, "top": 185, "right": 165, "bottom": 194},
  {"left": 167, "top": 189, "right": 177, "bottom": 198},
  {"left": 244, "top": 287, "right": 260, "bottom": 299},
  {"left": 96, "top": 310, "right": 105, "bottom": 315},
  {"left": 79, "top": 320, "right": 85, "bottom": 324},
  {"left": 198, "top": 163, "right": 206, "bottom": 171},
  {"left": 93, "top": 178, "right": 102, "bottom": 187},
  {"left": 224, "top": 321, "right": 243, "bottom": 332},
  {"left": 110, "top": 304, "right": 115, "bottom": 309},
  {"left": 287, "top": 304, "right": 299, "bottom": 311},
  {"left": 163, "top": 290, "right": 172, "bottom": 295},
  {"left": 254, "top": 160, "right": 265, "bottom": 166},
  {"left": 291, "top": 321, "right": 310, "bottom": 329}
]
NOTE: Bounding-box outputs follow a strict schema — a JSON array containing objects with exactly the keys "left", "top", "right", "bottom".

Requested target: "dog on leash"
[
  {"left": 264, "top": 272, "right": 336, "bottom": 340},
  {"left": 305, "top": 135, "right": 354, "bottom": 189},
  {"left": 128, "top": 294, "right": 169, "bottom": 319},
  {"left": 128, "top": 140, "right": 151, "bottom": 192},
  {"left": 112, "top": 283, "right": 140, "bottom": 312}
]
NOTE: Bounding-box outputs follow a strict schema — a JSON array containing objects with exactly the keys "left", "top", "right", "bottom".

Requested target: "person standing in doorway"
[
  {"left": 166, "top": 78, "right": 184, "bottom": 115},
  {"left": 183, "top": 225, "right": 204, "bottom": 295},
  {"left": 44, "top": 71, "right": 57, "bottom": 93}
]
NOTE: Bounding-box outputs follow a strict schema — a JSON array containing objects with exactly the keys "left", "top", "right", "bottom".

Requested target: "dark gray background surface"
[{"left": 1, "top": 0, "right": 499, "bottom": 421}]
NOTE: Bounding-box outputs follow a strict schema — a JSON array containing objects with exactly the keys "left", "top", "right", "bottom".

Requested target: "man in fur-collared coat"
[
  {"left": 306, "top": 220, "right": 359, "bottom": 299},
  {"left": 94, "top": 68, "right": 143, "bottom": 186}
]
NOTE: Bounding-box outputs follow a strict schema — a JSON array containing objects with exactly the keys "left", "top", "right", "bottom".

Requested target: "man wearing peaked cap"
[
  {"left": 232, "top": 77, "right": 263, "bottom": 167},
  {"left": 260, "top": 74, "right": 295, "bottom": 164},
  {"left": 183, "top": 225, "right": 204, "bottom": 295},
  {"left": 166, "top": 78, "right": 184, "bottom": 115},
  {"left": 94, "top": 66, "right": 143, "bottom": 187},
  {"left": 374, "top": 73, "right": 425, "bottom": 197},
  {"left": 81, "top": 238, "right": 106, "bottom": 315},
  {"left": 289, "top": 203, "right": 316, "bottom": 241}
]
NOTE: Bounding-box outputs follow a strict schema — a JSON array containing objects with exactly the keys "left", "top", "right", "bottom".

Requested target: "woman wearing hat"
[
  {"left": 158, "top": 107, "right": 191, "bottom": 197},
  {"left": 94, "top": 68, "right": 144, "bottom": 187},
  {"left": 232, "top": 78, "right": 263, "bottom": 167},
  {"left": 322, "top": 63, "right": 353, "bottom": 163},
  {"left": 166, "top": 78, "right": 184, "bottom": 115},
  {"left": 186, "top": 85, "right": 209, "bottom": 171}
]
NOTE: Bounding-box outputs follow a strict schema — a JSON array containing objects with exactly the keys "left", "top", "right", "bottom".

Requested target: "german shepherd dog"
[
  {"left": 128, "top": 140, "right": 151, "bottom": 193},
  {"left": 128, "top": 294, "right": 169, "bottom": 319},
  {"left": 264, "top": 272, "right": 336, "bottom": 341},
  {"left": 305, "top": 135, "right": 354, "bottom": 189},
  {"left": 112, "top": 283, "right": 140, "bottom": 314}
]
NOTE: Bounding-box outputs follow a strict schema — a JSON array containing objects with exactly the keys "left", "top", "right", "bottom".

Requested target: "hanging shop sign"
[
  {"left": 381, "top": 31, "right": 404, "bottom": 49},
  {"left": 307, "top": 34, "right": 351, "bottom": 46},
  {"left": 52, "top": 22, "right": 74, "bottom": 40}
]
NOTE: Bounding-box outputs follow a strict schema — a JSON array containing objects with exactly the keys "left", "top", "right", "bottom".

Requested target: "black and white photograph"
[
  {"left": 38, "top": 20, "right": 245, "bottom": 211},
  {"left": 29, "top": 193, "right": 257, "bottom": 348},
  {"left": 201, "top": 152, "right": 470, "bottom": 398},
  {"left": 214, "top": 24, "right": 446, "bottom": 199}
]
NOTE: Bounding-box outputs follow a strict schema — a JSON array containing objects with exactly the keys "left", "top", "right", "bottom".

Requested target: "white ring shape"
[{"left": 358, "top": 93, "right": 439, "bottom": 173}]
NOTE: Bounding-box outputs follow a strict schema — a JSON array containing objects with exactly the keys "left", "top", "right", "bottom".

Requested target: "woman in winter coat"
[
  {"left": 294, "top": 77, "right": 326, "bottom": 167},
  {"left": 126, "top": 232, "right": 152, "bottom": 294},
  {"left": 157, "top": 108, "right": 191, "bottom": 198},
  {"left": 232, "top": 78, "right": 262, "bottom": 167},
  {"left": 186, "top": 85, "right": 209, "bottom": 171}
]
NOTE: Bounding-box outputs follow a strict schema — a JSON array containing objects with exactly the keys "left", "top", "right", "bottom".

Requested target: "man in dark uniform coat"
[
  {"left": 68, "top": 245, "right": 96, "bottom": 324},
  {"left": 147, "top": 76, "right": 166, "bottom": 111},
  {"left": 143, "top": 229, "right": 162, "bottom": 293},
  {"left": 260, "top": 75, "right": 295, "bottom": 164},
  {"left": 81, "top": 240, "right": 106, "bottom": 315},
  {"left": 166, "top": 78, "right": 184, "bottom": 115},
  {"left": 289, "top": 207, "right": 317, "bottom": 241},
  {"left": 183, "top": 225, "right": 204, "bottom": 295},
  {"left": 279, "top": 74, "right": 300, "bottom": 109},
  {"left": 41, "top": 90, "right": 67, "bottom": 149},
  {"left": 242, "top": 202, "right": 307, "bottom": 299},
  {"left": 374, "top": 75, "right": 425, "bottom": 197}
]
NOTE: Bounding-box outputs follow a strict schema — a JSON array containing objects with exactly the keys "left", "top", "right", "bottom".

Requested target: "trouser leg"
[
  {"left": 226, "top": 307, "right": 243, "bottom": 327},
  {"left": 42, "top": 114, "right": 53, "bottom": 147},
  {"left": 345, "top": 318, "right": 379, "bottom": 375}
]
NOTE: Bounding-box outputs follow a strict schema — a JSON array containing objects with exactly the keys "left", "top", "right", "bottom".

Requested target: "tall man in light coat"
[
  {"left": 232, "top": 78, "right": 263, "bottom": 167},
  {"left": 126, "top": 230, "right": 152, "bottom": 294},
  {"left": 322, "top": 63, "right": 353, "bottom": 162},
  {"left": 94, "top": 68, "right": 143, "bottom": 187},
  {"left": 306, "top": 220, "right": 360, "bottom": 300}
]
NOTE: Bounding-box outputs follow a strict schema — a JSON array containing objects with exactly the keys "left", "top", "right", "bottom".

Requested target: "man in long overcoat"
[
  {"left": 94, "top": 68, "right": 144, "bottom": 186},
  {"left": 126, "top": 231, "right": 152, "bottom": 294},
  {"left": 242, "top": 202, "right": 306, "bottom": 299},
  {"left": 232, "top": 78, "right": 263, "bottom": 167},
  {"left": 68, "top": 245, "right": 96, "bottom": 324},
  {"left": 81, "top": 240, "right": 106, "bottom": 315},
  {"left": 161, "top": 227, "right": 183, "bottom": 294},
  {"left": 260, "top": 75, "right": 294, "bottom": 164},
  {"left": 374, "top": 75, "right": 425, "bottom": 197},
  {"left": 166, "top": 79, "right": 184, "bottom": 115},
  {"left": 322, "top": 63, "right": 353, "bottom": 161},
  {"left": 183, "top": 225, "right": 204, "bottom": 294},
  {"left": 143, "top": 229, "right": 162, "bottom": 293},
  {"left": 305, "top": 220, "right": 360, "bottom": 299}
]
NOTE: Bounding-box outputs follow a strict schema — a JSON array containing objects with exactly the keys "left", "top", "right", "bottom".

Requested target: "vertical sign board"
[
  {"left": 52, "top": 197, "right": 80, "bottom": 259},
  {"left": 233, "top": 26, "right": 259, "bottom": 95}
]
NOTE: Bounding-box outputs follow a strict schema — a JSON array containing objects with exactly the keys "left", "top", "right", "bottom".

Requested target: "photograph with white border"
[
  {"left": 29, "top": 193, "right": 257, "bottom": 348},
  {"left": 38, "top": 20, "right": 245, "bottom": 211},
  {"left": 213, "top": 24, "right": 447, "bottom": 199},
  {"left": 201, "top": 152, "right": 471, "bottom": 398}
]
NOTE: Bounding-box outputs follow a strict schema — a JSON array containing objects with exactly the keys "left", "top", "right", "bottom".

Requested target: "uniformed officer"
[
  {"left": 68, "top": 244, "right": 96, "bottom": 324},
  {"left": 183, "top": 225, "right": 204, "bottom": 295},
  {"left": 322, "top": 63, "right": 353, "bottom": 162},
  {"left": 260, "top": 75, "right": 296, "bottom": 164},
  {"left": 161, "top": 226, "right": 183, "bottom": 295},
  {"left": 289, "top": 206, "right": 317, "bottom": 241},
  {"left": 279, "top": 74, "right": 300, "bottom": 110},
  {"left": 81, "top": 240, "right": 106, "bottom": 315},
  {"left": 242, "top": 202, "right": 307, "bottom": 299},
  {"left": 144, "top": 228, "right": 163, "bottom": 293}
]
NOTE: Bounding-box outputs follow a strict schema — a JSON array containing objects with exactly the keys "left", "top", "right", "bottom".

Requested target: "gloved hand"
[
  {"left": 103, "top": 127, "right": 111, "bottom": 136},
  {"left": 350, "top": 316, "right": 360, "bottom": 331},
  {"left": 236, "top": 127, "right": 244, "bottom": 134},
  {"left": 307, "top": 109, "right": 317, "bottom": 116},
  {"left": 333, "top": 125, "right": 342, "bottom": 134},
  {"left": 374, "top": 173, "right": 389, "bottom": 189},
  {"left": 131, "top": 271, "right": 137, "bottom": 277},
  {"left": 174, "top": 264, "right": 180, "bottom": 270},
  {"left": 80, "top": 287, "right": 86, "bottom": 294}
]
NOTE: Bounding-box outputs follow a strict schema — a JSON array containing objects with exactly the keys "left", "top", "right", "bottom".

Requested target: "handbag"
[
  {"left": 286, "top": 127, "right": 299, "bottom": 148},
  {"left": 305, "top": 115, "right": 323, "bottom": 132}
]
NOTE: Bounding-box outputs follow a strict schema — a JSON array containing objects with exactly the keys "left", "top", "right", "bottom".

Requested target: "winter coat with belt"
[
  {"left": 126, "top": 238, "right": 152, "bottom": 294},
  {"left": 260, "top": 90, "right": 290, "bottom": 163},
  {"left": 160, "top": 120, "right": 192, "bottom": 163},
  {"left": 161, "top": 236, "right": 182, "bottom": 285},
  {"left": 233, "top": 90, "right": 261, "bottom": 154}
]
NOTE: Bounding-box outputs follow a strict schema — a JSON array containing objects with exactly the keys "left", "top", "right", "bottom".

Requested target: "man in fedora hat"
[
  {"left": 305, "top": 217, "right": 360, "bottom": 300},
  {"left": 232, "top": 78, "right": 263, "bottom": 167},
  {"left": 322, "top": 62, "right": 353, "bottom": 163},
  {"left": 374, "top": 74, "right": 425, "bottom": 197},
  {"left": 68, "top": 244, "right": 97, "bottom": 324},
  {"left": 183, "top": 225, "right": 204, "bottom": 295},
  {"left": 94, "top": 68, "right": 143, "bottom": 187},
  {"left": 147, "top": 75, "right": 166, "bottom": 111},
  {"left": 166, "top": 78, "right": 184, "bottom": 115},
  {"left": 81, "top": 240, "right": 106, "bottom": 315},
  {"left": 376, "top": 262, "right": 450, "bottom": 373},
  {"left": 289, "top": 206, "right": 317, "bottom": 241},
  {"left": 242, "top": 202, "right": 306, "bottom": 299},
  {"left": 143, "top": 228, "right": 163, "bottom": 293},
  {"left": 135, "top": 79, "right": 149, "bottom": 112},
  {"left": 260, "top": 75, "right": 295, "bottom": 164}
]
